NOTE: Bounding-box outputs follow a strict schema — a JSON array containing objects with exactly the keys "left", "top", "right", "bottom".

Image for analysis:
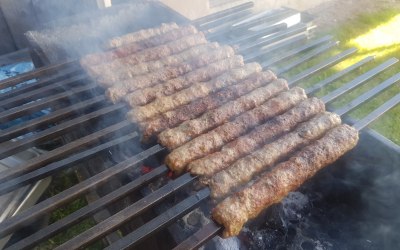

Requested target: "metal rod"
[
  {"left": 0, "top": 103, "right": 125, "bottom": 159},
  {"left": 353, "top": 92, "right": 400, "bottom": 131},
  {"left": 0, "top": 120, "right": 132, "bottom": 182},
  {"left": 262, "top": 35, "right": 333, "bottom": 67},
  {"left": 5, "top": 166, "right": 169, "bottom": 250},
  {"left": 192, "top": 2, "right": 254, "bottom": 26},
  {"left": 106, "top": 188, "right": 211, "bottom": 250},
  {"left": 227, "top": 23, "right": 287, "bottom": 45},
  {"left": 244, "top": 34, "right": 307, "bottom": 62},
  {"left": 55, "top": 173, "right": 196, "bottom": 250},
  {"left": 0, "top": 132, "right": 139, "bottom": 196},
  {"left": 173, "top": 222, "right": 223, "bottom": 250},
  {"left": 273, "top": 41, "right": 339, "bottom": 75},
  {"left": 0, "top": 83, "right": 99, "bottom": 123},
  {"left": 0, "top": 74, "right": 88, "bottom": 109},
  {"left": 231, "top": 8, "right": 295, "bottom": 31},
  {"left": 198, "top": 9, "right": 254, "bottom": 31},
  {"left": 238, "top": 23, "right": 311, "bottom": 53},
  {"left": 321, "top": 57, "right": 399, "bottom": 103},
  {"left": 305, "top": 56, "right": 375, "bottom": 95},
  {"left": 336, "top": 73, "right": 400, "bottom": 116},
  {"left": 288, "top": 47, "right": 358, "bottom": 85},
  {"left": 0, "top": 95, "right": 107, "bottom": 142},
  {"left": 207, "top": 8, "right": 294, "bottom": 37},
  {"left": 0, "top": 144, "right": 164, "bottom": 238},
  {"left": 0, "top": 66, "right": 81, "bottom": 100},
  {"left": 0, "top": 60, "right": 79, "bottom": 90}
]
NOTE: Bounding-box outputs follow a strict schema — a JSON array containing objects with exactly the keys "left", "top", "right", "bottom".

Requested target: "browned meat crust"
[
  {"left": 139, "top": 71, "right": 277, "bottom": 141},
  {"left": 158, "top": 81, "right": 295, "bottom": 151},
  {"left": 164, "top": 87, "right": 307, "bottom": 173},
  {"left": 93, "top": 43, "right": 220, "bottom": 85},
  {"left": 105, "top": 22, "right": 179, "bottom": 49},
  {"left": 106, "top": 55, "right": 243, "bottom": 103},
  {"left": 124, "top": 46, "right": 238, "bottom": 106},
  {"left": 85, "top": 32, "right": 207, "bottom": 82},
  {"left": 81, "top": 23, "right": 191, "bottom": 67},
  {"left": 127, "top": 62, "right": 262, "bottom": 122},
  {"left": 209, "top": 112, "right": 341, "bottom": 199},
  {"left": 212, "top": 124, "right": 359, "bottom": 238},
  {"left": 189, "top": 97, "right": 325, "bottom": 177}
]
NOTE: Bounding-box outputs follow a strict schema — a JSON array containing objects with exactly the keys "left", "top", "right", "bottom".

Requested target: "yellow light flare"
[
  {"left": 350, "top": 14, "right": 400, "bottom": 50},
  {"left": 333, "top": 14, "right": 400, "bottom": 71}
]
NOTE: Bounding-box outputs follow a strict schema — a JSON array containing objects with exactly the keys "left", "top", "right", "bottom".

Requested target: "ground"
[
  {"left": 309, "top": 0, "right": 400, "bottom": 28},
  {"left": 284, "top": 0, "right": 400, "bottom": 145}
]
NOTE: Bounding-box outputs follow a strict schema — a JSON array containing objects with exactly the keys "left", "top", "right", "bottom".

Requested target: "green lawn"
[{"left": 282, "top": 8, "right": 400, "bottom": 145}]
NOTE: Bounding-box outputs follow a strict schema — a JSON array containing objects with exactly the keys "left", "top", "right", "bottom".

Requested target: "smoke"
[{"left": 25, "top": 2, "right": 183, "bottom": 64}]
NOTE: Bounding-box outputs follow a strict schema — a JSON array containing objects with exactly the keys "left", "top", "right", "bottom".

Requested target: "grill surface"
[{"left": 1, "top": 2, "right": 400, "bottom": 249}]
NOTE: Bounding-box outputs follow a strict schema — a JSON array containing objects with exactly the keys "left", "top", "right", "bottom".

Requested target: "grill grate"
[{"left": 0, "top": 2, "right": 400, "bottom": 249}]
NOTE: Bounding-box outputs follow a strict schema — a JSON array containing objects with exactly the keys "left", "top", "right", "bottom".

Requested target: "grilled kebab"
[
  {"left": 209, "top": 112, "right": 341, "bottom": 199},
  {"left": 140, "top": 71, "right": 277, "bottom": 141},
  {"left": 127, "top": 62, "right": 262, "bottom": 122},
  {"left": 165, "top": 87, "right": 307, "bottom": 173},
  {"left": 212, "top": 124, "right": 359, "bottom": 238},
  {"left": 81, "top": 24, "right": 197, "bottom": 68},
  {"left": 105, "top": 22, "right": 179, "bottom": 49},
  {"left": 123, "top": 47, "right": 239, "bottom": 106},
  {"left": 189, "top": 97, "right": 326, "bottom": 177},
  {"left": 85, "top": 32, "right": 207, "bottom": 81},
  {"left": 106, "top": 54, "right": 242, "bottom": 103},
  {"left": 91, "top": 43, "right": 221, "bottom": 84}
]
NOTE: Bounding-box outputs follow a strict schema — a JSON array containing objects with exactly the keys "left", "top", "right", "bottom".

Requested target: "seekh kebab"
[
  {"left": 165, "top": 87, "right": 307, "bottom": 173},
  {"left": 127, "top": 62, "right": 262, "bottom": 122},
  {"left": 139, "top": 71, "right": 277, "bottom": 141},
  {"left": 188, "top": 97, "right": 325, "bottom": 177},
  {"left": 213, "top": 124, "right": 359, "bottom": 238}
]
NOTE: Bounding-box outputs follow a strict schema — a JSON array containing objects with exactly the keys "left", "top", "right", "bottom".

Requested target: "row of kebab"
[{"left": 80, "top": 23, "right": 359, "bottom": 238}]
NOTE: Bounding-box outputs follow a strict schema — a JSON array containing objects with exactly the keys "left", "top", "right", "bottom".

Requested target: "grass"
[
  {"left": 281, "top": 7, "right": 400, "bottom": 145},
  {"left": 35, "top": 170, "right": 104, "bottom": 250}
]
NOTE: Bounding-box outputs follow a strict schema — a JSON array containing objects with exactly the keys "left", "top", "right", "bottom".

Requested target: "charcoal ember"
[{"left": 282, "top": 192, "right": 310, "bottom": 223}]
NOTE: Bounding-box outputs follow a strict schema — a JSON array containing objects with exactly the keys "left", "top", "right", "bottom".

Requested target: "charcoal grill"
[{"left": 1, "top": 2, "right": 400, "bottom": 249}]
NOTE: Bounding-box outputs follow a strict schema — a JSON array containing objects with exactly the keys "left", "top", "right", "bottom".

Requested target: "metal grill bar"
[
  {"left": 288, "top": 47, "right": 357, "bottom": 85},
  {"left": 354, "top": 92, "right": 400, "bottom": 131},
  {"left": 0, "top": 95, "right": 107, "bottom": 142},
  {"left": 0, "top": 120, "right": 132, "bottom": 182},
  {"left": 306, "top": 56, "right": 375, "bottom": 94},
  {"left": 173, "top": 222, "right": 222, "bottom": 250},
  {"left": 262, "top": 35, "right": 333, "bottom": 67},
  {"left": 0, "top": 60, "right": 78, "bottom": 90},
  {"left": 191, "top": 2, "right": 254, "bottom": 26},
  {"left": 321, "top": 58, "right": 399, "bottom": 103},
  {"left": 0, "top": 66, "right": 81, "bottom": 100},
  {"left": 0, "top": 144, "right": 164, "bottom": 238},
  {"left": 273, "top": 41, "right": 339, "bottom": 75},
  {"left": 228, "top": 23, "right": 288, "bottom": 45},
  {"left": 336, "top": 73, "right": 400, "bottom": 116},
  {"left": 244, "top": 34, "right": 307, "bottom": 61},
  {"left": 198, "top": 10, "right": 254, "bottom": 31},
  {"left": 106, "top": 188, "right": 210, "bottom": 250},
  {"left": 55, "top": 173, "right": 196, "bottom": 250},
  {"left": 5, "top": 166, "right": 169, "bottom": 250},
  {"left": 0, "top": 132, "right": 139, "bottom": 196},
  {"left": 0, "top": 103, "right": 125, "bottom": 159},
  {"left": 239, "top": 24, "right": 312, "bottom": 53},
  {"left": 0, "top": 83, "right": 99, "bottom": 123},
  {"left": 0, "top": 74, "right": 88, "bottom": 109},
  {"left": 208, "top": 8, "right": 294, "bottom": 36}
]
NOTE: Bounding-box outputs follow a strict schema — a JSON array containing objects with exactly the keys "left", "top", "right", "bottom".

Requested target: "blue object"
[{"left": 0, "top": 61, "right": 51, "bottom": 131}]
